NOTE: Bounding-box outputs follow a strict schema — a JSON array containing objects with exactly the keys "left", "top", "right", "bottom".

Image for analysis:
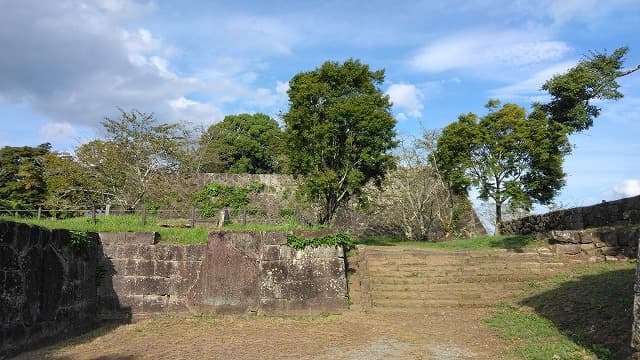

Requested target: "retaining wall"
[
  {"left": 0, "top": 221, "right": 98, "bottom": 358},
  {"left": 499, "top": 195, "right": 640, "bottom": 235},
  {"left": 100, "top": 231, "right": 348, "bottom": 317},
  {"left": 1, "top": 221, "right": 348, "bottom": 357}
]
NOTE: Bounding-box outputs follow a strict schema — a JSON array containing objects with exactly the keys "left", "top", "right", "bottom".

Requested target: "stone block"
[
  {"left": 136, "top": 276, "right": 170, "bottom": 295},
  {"left": 111, "top": 276, "right": 137, "bottom": 295},
  {"left": 262, "top": 245, "right": 281, "bottom": 261},
  {"left": 551, "top": 230, "right": 580, "bottom": 244},
  {"left": 556, "top": 244, "right": 581, "bottom": 255},
  {"left": 142, "top": 295, "right": 168, "bottom": 313},
  {"left": 154, "top": 260, "right": 179, "bottom": 278},
  {"left": 125, "top": 232, "right": 158, "bottom": 245},
  {"left": 98, "top": 232, "right": 126, "bottom": 245},
  {"left": 261, "top": 232, "right": 287, "bottom": 245},
  {"left": 135, "top": 260, "right": 155, "bottom": 276}
]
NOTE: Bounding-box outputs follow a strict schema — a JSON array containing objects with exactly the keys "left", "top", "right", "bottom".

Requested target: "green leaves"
[
  {"left": 283, "top": 59, "right": 397, "bottom": 224},
  {"left": 199, "top": 113, "right": 284, "bottom": 174},
  {"left": 434, "top": 100, "right": 569, "bottom": 225},
  {"left": 0, "top": 143, "right": 50, "bottom": 210},
  {"left": 541, "top": 47, "right": 632, "bottom": 134}
]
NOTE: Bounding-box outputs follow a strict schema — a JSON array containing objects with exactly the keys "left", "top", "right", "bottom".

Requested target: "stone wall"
[
  {"left": 499, "top": 195, "right": 640, "bottom": 235},
  {"left": 0, "top": 221, "right": 98, "bottom": 358},
  {"left": 100, "top": 231, "right": 348, "bottom": 317},
  {"left": 550, "top": 228, "right": 639, "bottom": 260},
  {"left": 97, "top": 232, "right": 204, "bottom": 320},
  {"left": 2, "top": 222, "right": 349, "bottom": 357},
  {"left": 633, "top": 240, "right": 640, "bottom": 358}
]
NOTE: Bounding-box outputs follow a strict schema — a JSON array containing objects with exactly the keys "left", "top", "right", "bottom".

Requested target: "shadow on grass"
[{"left": 519, "top": 267, "right": 635, "bottom": 360}]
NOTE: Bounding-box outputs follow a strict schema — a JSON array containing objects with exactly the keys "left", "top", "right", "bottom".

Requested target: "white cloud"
[
  {"left": 39, "top": 122, "right": 76, "bottom": 142},
  {"left": 490, "top": 61, "right": 575, "bottom": 100},
  {"left": 276, "top": 81, "right": 289, "bottom": 95},
  {"left": 410, "top": 30, "right": 569, "bottom": 79},
  {"left": 169, "top": 97, "right": 224, "bottom": 126},
  {"left": 613, "top": 179, "right": 640, "bottom": 198},
  {"left": 385, "top": 83, "right": 424, "bottom": 118}
]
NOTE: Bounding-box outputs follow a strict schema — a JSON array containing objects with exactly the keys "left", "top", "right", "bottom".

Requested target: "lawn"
[{"left": 356, "top": 234, "right": 542, "bottom": 250}]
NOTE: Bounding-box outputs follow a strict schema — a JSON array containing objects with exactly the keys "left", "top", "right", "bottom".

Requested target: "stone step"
[
  {"left": 369, "top": 281, "right": 528, "bottom": 293},
  {"left": 371, "top": 298, "right": 504, "bottom": 309}
]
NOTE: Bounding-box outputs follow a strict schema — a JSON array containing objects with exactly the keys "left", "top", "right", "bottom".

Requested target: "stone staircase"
[{"left": 349, "top": 245, "right": 588, "bottom": 311}]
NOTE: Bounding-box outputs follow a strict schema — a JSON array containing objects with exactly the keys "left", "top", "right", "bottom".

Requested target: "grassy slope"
[{"left": 356, "top": 234, "right": 541, "bottom": 250}]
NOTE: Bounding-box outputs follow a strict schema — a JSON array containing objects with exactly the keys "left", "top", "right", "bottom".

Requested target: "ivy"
[
  {"left": 68, "top": 230, "right": 92, "bottom": 249},
  {"left": 286, "top": 232, "right": 354, "bottom": 250},
  {"left": 193, "top": 181, "right": 265, "bottom": 217}
]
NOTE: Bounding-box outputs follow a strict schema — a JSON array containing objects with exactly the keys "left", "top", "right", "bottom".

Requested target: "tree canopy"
[
  {"left": 541, "top": 46, "right": 639, "bottom": 134},
  {"left": 0, "top": 143, "right": 50, "bottom": 210},
  {"left": 199, "top": 113, "right": 283, "bottom": 174},
  {"left": 434, "top": 100, "right": 570, "bottom": 229},
  {"left": 283, "top": 59, "right": 397, "bottom": 224}
]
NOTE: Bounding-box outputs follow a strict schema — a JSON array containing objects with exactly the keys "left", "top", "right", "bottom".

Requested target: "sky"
[{"left": 0, "top": 0, "right": 639, "bottom": 208}]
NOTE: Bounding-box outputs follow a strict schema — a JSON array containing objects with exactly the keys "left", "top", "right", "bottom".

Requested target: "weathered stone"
[
  {"left": 600, "top": 247, "right": 620, "bottom": 256},
  {"left": 551, "top": 230, "right": 580, "bottom": 244},
  {"left": 556, "top": 244, "right": 581, "bottom": 255}
]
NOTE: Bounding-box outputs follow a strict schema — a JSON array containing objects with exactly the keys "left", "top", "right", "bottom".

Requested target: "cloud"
[
  {"left": 410, "top": 30, "right": 569, "bottom": 80},
  {"left": 613, "top": 179, "right": 640, "bottom": 198},
  {"left": 168, "top": 97, "right": 224, "bottom": 126},
  {"left": 39, "top": 122, "right": 76, "bottom": 142},
  {"left": 385, "top": 83, "right": 424, "bottom": 118},
  {"left": 490, "top": 61, "right": 576, "bottom": 100}
]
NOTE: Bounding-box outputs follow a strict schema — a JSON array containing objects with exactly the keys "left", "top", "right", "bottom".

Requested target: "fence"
[{"left": 0, "top": 205, "right": 313, "bottom": 229}]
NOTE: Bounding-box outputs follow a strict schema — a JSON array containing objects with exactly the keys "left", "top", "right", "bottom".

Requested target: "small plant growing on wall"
[
  {"left": 192, "top": 181, "right": 265, "bottom": 217},
  {"left": 286, "top": 232, "right": 354, "bottom": 250},
  {"left": 68, "top": 230, "right": 92, "bottom": 249}
]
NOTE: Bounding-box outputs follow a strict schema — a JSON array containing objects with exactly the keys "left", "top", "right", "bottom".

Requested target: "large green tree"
[
  {"left": 200, "top": 113, "right": 283, "bottom": 173},
  {"left": 434, "top": 100, "right": 569, "bottom": 230},
  {"left": 0, "top": 143, "right": 50, "bottom": 211},
  {"left": 541, "top": 46, "right": 639, "bottom": 134},
  {"left": 283, "top": 59, "right": 397, "bottom": 224}
]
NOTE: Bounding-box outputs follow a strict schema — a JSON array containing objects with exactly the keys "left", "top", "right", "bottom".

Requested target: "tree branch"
[{"left": 619, "top": 64, "right": 640, "bottom": 77}]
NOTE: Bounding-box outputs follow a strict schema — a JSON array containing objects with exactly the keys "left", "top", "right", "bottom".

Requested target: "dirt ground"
[{"left": 13, "top": 307, "right": 507, "bottom": 360}]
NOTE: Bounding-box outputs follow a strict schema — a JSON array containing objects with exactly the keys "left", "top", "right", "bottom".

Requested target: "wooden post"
[
  {"left": 91, "top": 205, "right": 96, "bottom": 224},
  {"left": 243, "top": 208, "right": 247, "bottom": 226},
  {"left": 37, "top": 206, "right": 42, "bottom": 220},
  {"left": 191, "top": 208, "right": 196, "bottom": 228},
  {"left": 142, "top": 205, "right": 147, "bottom": 226}
]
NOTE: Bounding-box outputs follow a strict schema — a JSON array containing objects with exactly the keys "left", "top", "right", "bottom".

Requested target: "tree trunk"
[{"left": 494, "top": 202, "right": 502, "bottom": 235}]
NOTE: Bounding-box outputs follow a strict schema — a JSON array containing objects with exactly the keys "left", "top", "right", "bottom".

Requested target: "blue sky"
[{"left": 1, "top": 0, "right": 639, "bottom": 207}]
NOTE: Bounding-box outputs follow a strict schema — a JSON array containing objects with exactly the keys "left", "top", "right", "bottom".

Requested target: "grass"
[
  {"left": 484, "top": 261, "right": 635, "bottom": 359},
  {"left": 0, "top": 214, "right": 328, "bottom": 244},
  {"left": 0, "top": 214, "right": 209, "bottom": 244},
  {"left": 356, "top": 234, "right": 540, "bottom": 250}
]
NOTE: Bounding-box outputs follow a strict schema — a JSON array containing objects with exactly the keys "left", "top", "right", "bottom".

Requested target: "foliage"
[
  {"left": 0, "top": 143, "right": 50, "bottom": 210},
  {"left": 370, "top": 131, "right": 472, "bottom": 241},
  {"left": 286, "top": 232, "right": 354, "bottom": 250},
  {"left": 283, "top": 59, "right": 397, "bottom": 224},
  {"left": 57, "top": 109, "right": 192, "bottom": 211},
  {"left": 541, "top": 47, "right": 637, "bottom": 134},
  {"left": 43, "top": 152, "right": 104, "bottom": 212},
  {"left": 192, "top": 181, "right": 264, "bottom": 217},
  {"left": 200, "top": 113, "right": 284, "bottom": 174},
  {"left": 434, "top": 100, "right": 570, "bottom": 228},
  {"left": 68, "top": 230, "right": 92, "bottom": 249}
]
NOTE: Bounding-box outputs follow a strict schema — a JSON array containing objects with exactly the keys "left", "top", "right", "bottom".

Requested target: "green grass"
[
  {"left": 356, "top": 234, "right": 540, "bottom": 250},
  {"left": 1, "top": 214, "right": 329, "bottom": 244},
  {"left": 0, "top": 214, "right": 208, "bottom": 244},
  {"left": 484, "top": 261, "right": 635, "bottom": 359}
]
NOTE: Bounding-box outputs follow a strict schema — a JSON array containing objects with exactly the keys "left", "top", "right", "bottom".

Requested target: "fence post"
[
  {"left": 91, "top": 205, "right": 96, "bottom": 224},
  {"left": 37, "top": 206, "right": 42, "bottom": 220},
  {"left": 191, "top": 208, "right": 196, "bottom": 228},
  {"left": 243, "top": 208, "right": 247, "bottom": 226},
  {"left": 142, "top": 205, "right": 147, "bottom": 226}
]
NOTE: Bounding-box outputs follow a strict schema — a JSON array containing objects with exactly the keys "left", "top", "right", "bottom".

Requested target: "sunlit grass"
[{"left": 356, "top": 234, "right": 541, "bottom": 250}]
